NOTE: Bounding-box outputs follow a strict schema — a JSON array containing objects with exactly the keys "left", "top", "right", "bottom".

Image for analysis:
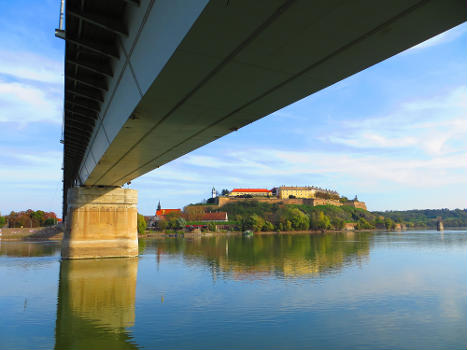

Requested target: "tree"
[
  {"left": 44, "top": 218, "right": 56, "bottom": 226},
  {"left": 374, "top": 216, "right": 385, "bottom": 228},
  {"left": 31, "top": 210, "right": 45, "bottom": 226},
  {"left": 207, "top": 222, "right": 217, "bottom": 232},
  {"left": 221, "top": 189, "right": 230, "bottom": 196},
  {"left": 356, "top": 217, "right": 374, "bottom": 229},
  {"left": 384, "top": 217, "right": 395, "bottom": 230},
  {"left": 184, "top": 205, "right": 205, "bottom": 221},
  {"left": 137, "top": 214, "right": 147, "bottom": 235},
  {"left": 242, "top": 214, "right": 265, "bottom": 232},
  {"left": 262, "top": 220, "right": 275, "bottom": 232},
  {"left": 175, "top": 217, "right": 186, "bottom": 230},
  {"left": 0, "top": 216, "right": 5, "bottom": 227},
  {"left": 331, "top": 217, "right": 345, "bottom": 230},
  {"left": 310, "top": 211, "right": 331, "bottom": 230},
  {"left": 275, "top": 207, "right": 309, "bottom": 231},
  {"left": 288, "top": 208, "right": 309, "bottom": 230},
  {"left": 155, "top": 219, "right": 168, "bottom": 231}
]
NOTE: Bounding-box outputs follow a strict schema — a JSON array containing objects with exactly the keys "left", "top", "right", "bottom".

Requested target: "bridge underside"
[
  {"left": 61, "top": 0, "right": 465, "bottom": 258},
  {"left": 64, "top": 0, "right": 466, "bottom": 193}
]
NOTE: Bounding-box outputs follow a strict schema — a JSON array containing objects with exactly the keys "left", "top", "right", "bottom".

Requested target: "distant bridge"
[{"left": 60, "top": 0, "right": 466, "bottom": 258}]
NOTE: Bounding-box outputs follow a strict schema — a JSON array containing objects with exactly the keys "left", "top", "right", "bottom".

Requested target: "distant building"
[
  {"left": 155, "top": 208, "right": 182, "bottom": 221},
  {"left": 273, "top": 186, "right": 317, "bottom": 199},
  {"left": 201, "top": 212, "right": 228, "bottom": 222},
  {"left": 229, "top": 188, "right": 272, "bottom": 197},
  {"left": 212, "top": 187, "right": 217, "bottom": 198}
]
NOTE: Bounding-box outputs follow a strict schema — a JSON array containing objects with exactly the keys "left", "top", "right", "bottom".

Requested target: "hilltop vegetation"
[
  {"left": 215, "top": 201, "right": 466, "bottom": 232},
  {"left": 217, "top": 201, "right": 384, "bottom": 231},
  {"left": 373, "top": 209, "right": 467, "bottom": 228}
]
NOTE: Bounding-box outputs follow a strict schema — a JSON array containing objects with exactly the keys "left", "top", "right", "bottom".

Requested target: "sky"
[{"left": 0, "top": 1, "right": 466, "bottom": 216}]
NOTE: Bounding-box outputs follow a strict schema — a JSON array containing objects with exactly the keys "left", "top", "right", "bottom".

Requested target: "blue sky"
[{"left": 0, "top": 1, "right": 466, "bottom": 216}]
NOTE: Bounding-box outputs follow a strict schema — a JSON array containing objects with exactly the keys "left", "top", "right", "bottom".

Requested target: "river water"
[{"left": 0, "top": 229, "right": 465, "bottom": 349}]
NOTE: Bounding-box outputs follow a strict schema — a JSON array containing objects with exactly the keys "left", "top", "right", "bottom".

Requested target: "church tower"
[
  {"left": 157, "top": 201, "right": 161, "bottom": 211},
  {"left": 212, "top": 187, "right": 217, "bottom": 198}
]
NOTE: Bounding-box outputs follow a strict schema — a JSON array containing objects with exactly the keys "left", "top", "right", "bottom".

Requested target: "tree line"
[
  {"left": 1, "top": 210, "right": 58, "bottom": 228},
  {"left": 373, "top": 208, "right": 467, "bottom": 228}
]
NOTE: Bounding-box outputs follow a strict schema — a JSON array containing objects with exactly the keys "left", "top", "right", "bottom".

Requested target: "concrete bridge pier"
[{"left": 62, "top": 186, "right": 138, "bottom": 259}]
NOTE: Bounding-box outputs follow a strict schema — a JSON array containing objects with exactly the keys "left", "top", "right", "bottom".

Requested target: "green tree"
[
  {"left": 310, "top": 211, "right": 331, "bottom": 230},
  {"left": 262, "top": 220, "right": 275, "bottom": 232},
  {"left": 384, "top": 217, "right": 395, "bottom": 230},
  {"left": 31, "top": 210, "right": 45, "bottom": 226},
  {"left": 243, "top": 214, "right": 265, "bottom": 232},
  {"left": 288, "top": 208, "right": 310, "bottom": 230},
  {"left": 44, "top": 218, "right": 56, "bottom": 226},
  {"left": 331, "top": 217, "right": 345, "bottom": 230},
  {"left": 175, "top": 217, "right": 186, "bottom": 230},
  {"left": 207, "top": 222, "right": 217, "bottom": 232},
  {"left": 137, "top": 213, "right": 147, "bottom": 235},
  {"left": 156, "top": 219, "right": 168, "bottom": 231},
  {"left": 374, "top": 216, "right": 385, "bottom": 228},
  {"left": 356, "top": 217, "right": 374, "bottom": 229},
  {"left": 0, "top": 216, "right": 5, "bottom": 227}
]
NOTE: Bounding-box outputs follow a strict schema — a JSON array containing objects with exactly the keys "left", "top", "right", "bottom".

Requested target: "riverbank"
[
  {"left": 0, "top": 226, "right": 63, "bottom": 241},
  {"left": 2, "top": 226, "right": 452, "bottom": 242},
  {"left": 140, "top": 228, "right": 389, "bottom": 239}
]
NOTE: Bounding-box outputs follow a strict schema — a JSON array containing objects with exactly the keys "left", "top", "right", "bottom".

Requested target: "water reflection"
[
  {"left": 0, "top": 240, "right": 61, "bottom": 257},
  {"left": 153, "top": 232, "right": 372, "bottom": 279},
  {"left": 54, "top": 258, "right": 139, "bottom": 350}
]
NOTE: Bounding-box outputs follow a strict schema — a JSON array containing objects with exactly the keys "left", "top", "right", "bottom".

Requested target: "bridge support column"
[{"left": 62, "top": 186, "right": 138, "bottom": 259}]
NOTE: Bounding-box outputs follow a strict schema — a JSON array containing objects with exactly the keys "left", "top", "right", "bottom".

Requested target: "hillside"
[
  {"left": 217, "top": 201, "right": 383, "bottom": 231},
  {"left": 373, "top": 209, "right": 467, "bottom": 228}
]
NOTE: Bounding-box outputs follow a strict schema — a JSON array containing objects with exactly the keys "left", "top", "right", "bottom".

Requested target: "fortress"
[{"left": 214, "top": 186, "right": 367, "bottom": 210}]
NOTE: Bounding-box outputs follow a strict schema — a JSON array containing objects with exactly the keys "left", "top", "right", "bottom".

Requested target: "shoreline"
[{"left": 1, "top": 226, "right": 462, "bottom": 242}]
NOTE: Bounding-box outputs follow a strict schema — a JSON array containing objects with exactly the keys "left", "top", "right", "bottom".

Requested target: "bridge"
[{"left": 60, "top": 0, "right": 466, "bottom": 258}]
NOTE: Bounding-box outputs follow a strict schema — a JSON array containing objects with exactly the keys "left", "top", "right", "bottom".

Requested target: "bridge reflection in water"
[{"left": 54, "top": 258, "right": 139, "bottom": 350}]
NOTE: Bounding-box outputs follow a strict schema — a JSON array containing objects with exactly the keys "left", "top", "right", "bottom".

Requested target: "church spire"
[{"left": 157, "top": 200, "right": 161, "bottom": 211}]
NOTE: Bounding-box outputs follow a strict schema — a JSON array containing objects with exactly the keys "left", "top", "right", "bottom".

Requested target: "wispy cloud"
[
  {"left": 0, "top": 78, "right": 62, "bottom": 125},
  {"left": 320, "top": 86, "right": 467, "bottom": 156},
  {"left": 179, "top": 147, "right": 466, "bottom": 189},
  {"left": 0, "top": 50, "right": 63, "bottom": 84}
]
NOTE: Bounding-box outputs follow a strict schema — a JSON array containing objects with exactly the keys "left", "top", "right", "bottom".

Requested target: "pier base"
[{"left": 62, "top": 186, "right": 138, "bottom": 259}]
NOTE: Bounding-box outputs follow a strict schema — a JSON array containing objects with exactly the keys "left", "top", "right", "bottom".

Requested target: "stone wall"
[
  {"left": 344, "top": 200, "right": 367, "bottom": 210},
  {"left": 312, "top": 198, "right": 343, "bottom": 207},
  {"left": 0, "top": 226, "right": 63, "bottom": 240}
]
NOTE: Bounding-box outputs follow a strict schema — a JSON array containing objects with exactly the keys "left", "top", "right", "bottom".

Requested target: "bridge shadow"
[{"left": 54, "top": 258, "right": 139, "bottom": 350}]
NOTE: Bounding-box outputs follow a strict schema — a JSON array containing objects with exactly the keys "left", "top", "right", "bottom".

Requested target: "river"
[{"left": 0, "top": 229, "right": 465, "bottom": 349}]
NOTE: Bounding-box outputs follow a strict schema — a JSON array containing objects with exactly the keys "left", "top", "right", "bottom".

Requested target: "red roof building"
[
  {"left": 156, "top": 209, "right": 181, "bottom": 216},
  {"left": 201, "top": 212, "right": 228, "bottom": 222},
  {"left": 155, "top": 208, "right": 181, "bottom": 220}
]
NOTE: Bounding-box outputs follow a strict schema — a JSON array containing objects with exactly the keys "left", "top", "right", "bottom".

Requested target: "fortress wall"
[{"left": 344, "top": 200, "right": 367, "bottom": 210}]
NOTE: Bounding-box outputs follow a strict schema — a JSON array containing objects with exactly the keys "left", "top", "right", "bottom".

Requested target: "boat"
[{"left": 242, "top": 230, "right": 254, "bottom": 237}]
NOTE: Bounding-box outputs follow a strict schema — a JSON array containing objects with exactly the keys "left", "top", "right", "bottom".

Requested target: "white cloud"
[
  {"left": 0, "top": 79, "right": 62, "bottom": 125},
  {"left": 322, "top": 86, "right": 467, "bottom": 156},
  {"left": 0, "top": 50, "right": 63, "bottom": 84},
  {"left": 177, "top": 146, "right": 467, "bottom": 190}
]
